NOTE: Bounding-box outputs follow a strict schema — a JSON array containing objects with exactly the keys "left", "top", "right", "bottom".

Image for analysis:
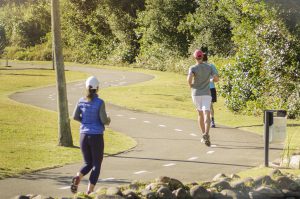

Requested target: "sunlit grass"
[
  {"left": 3, "top": 60, "right": 299, "bottom": 177},
  {"left": 0, "top": 67, "right": 136, "bottom": 179}
]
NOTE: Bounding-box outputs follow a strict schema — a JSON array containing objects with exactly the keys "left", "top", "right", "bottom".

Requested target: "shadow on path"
[{"left": 108, "top": 155, "right": 254, "bottom": 168}]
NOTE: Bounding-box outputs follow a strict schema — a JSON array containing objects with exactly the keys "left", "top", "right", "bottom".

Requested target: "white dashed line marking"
[
  {"left": 188, "top": 157, "right": 199, "bottom": 161},
  {"left": 59, "top": 186, "right": 70, "bottom": 190},
  {"left": 163, "top": 163, "right": 176, "bottom": 167},
  {"left": 190, "top": 133, "right": 198, "bottom": 137},
  {"left": 174, "top": 129, "right": 183, "bottom": 132},
  {"left": 159, "top": 124, "right": 166, "bottom": 127},
  {"left": 207, "top": 151, "right": 215, "bottom": 154},
  {"left": 116, "top": 114, "right": 124, "bottom": 117},
  {"left": 134, "top": 170, "right": 148, "bottom": 175},
  {"left": 211, "top": 145, "right": 217, "bottom": 148},
  {"left": 100, "top": 177, "right": 115, "bottom": 182},
  {"left": 129, "top": 117, "right": 137, "bottom": 120},
  {"left": 143, "top": 121, "right": 151, "bottom": 123}
]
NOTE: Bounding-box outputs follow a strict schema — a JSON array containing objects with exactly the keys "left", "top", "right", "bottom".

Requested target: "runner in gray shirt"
[{"left": 187, "top": 49, "right": 218, "bottom": 146}]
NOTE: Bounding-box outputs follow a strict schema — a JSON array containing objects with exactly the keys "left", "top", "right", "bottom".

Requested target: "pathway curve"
[{"left": 0, "top": 63, "right": 283, "bottom": 198}]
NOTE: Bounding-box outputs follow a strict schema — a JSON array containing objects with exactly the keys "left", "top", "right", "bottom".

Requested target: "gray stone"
[
  {"left": 282, "top": 189, "right": 300, "bottom": 198},
  {"left": 141, "top": 190, "right": 156, "bottom": 199},
  {"left": 222, "top": 177, "right": 233, "bottom": 182},
  {"left": 253, "top": 175, "right": 273, "bottom": 187},
  {"left": 96, "top": 195, "right": 125, "bottom": 199},
  {"left": 199, "top": 181, "right": 212, "bottom": 189},
  {"left": 230, "top": 174, "right": 240, "bottom": 180},
  {"left": 276, "top": 176, "right": 300, "bottom": 191},
  {"left": 210, "top": 180, "right": 232, "bottom": 191},
  {"left": 189, "top": 185, "right": 211, "bottom": 199},
  {"left": 123, "top": 189, "right": 139, "bottom": 199},
  {"left": 269, "top": 169, "right": 283, "bottom": 178},
  {"left": 146, "top": 183, "right": 167, "bottom": 191},
  {"left": 14, "top": 196, "right": 30, "bottom": 199},
  {"left": 168, "top": 178, "right": 185, "bottom": 191},
  {"left": 173, "top": 188, "right": 188, "bottom": 199},
  {"left": 157, "top": 176, "right": 171, "bottom": 184},
  {"left": 213, "top": 173, "right": 227, "bottom": 182},
  {"left": 231, "top": 178, "right": 253, "bottom": 192},
  {"left": 214, "top": 189, "right": 249, "bottom": 199},
  {"left": 129, "top": 182, "right": 140, "bottom": 190},
  {"left": 32, "top": 195, "right": 55, "bottom": 199},
  {"left": 157, "top": 187, "right": 173, "bottom": 199},
  {"left": 249, "top": 186, "right": 284, "bottom": 199},
  {"left": 106, "top": 187, "right": 123, "bottom": 196}
]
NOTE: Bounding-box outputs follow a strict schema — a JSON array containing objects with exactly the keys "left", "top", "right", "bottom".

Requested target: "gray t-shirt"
[{"left": 188, "top": 63, "right": 217, "bottom": 96}]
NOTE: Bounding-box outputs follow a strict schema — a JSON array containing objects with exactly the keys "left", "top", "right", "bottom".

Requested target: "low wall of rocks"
[{"left": 14, "top": 169, "right": 300, "bottom": 199}]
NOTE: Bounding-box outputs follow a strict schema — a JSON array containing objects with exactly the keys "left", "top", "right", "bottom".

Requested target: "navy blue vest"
[{"left": 78, "top": 96, "right": 104, "bottom": 134}]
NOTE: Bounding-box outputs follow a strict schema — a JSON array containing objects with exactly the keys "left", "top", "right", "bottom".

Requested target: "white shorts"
[{"left": 192, "top": 95, "right": 212, "bottom": 111}]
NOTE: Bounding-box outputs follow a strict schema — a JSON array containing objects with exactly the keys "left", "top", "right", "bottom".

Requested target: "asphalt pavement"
[{"left": 0, "top": 63, "right": 283, "bottom": 198}]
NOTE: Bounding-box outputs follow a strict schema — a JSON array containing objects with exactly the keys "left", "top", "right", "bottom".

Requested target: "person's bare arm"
[
  {"left": 187, "top": 73, "right": 194, "bottom": 88},
  {"left": 99, "top": 102, "right": 111, "bottom": 125},
  {"left": 213, "top": 75, "right": 219, "bottom": 83}
]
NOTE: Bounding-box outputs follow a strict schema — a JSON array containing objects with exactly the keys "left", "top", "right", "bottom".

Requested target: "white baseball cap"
[{"left": 85, "top": 76, "right": 99, "bottom": 89}]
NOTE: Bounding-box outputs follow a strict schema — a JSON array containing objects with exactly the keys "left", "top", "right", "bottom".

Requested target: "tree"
[
  {"left": 51, "top": 0, "right": 73, "bottom": 146},
  {"left": 0, "top": 24, "right": 6, "bottom": 55},
  {"left": 181, "top": 0, "right": 234, "bottom": 56},
  {"left": 136, "top": 0, "right": 197, "bottom": 69}
]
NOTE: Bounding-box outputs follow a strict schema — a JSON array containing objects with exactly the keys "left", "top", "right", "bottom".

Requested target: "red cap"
[{"left": 193, "top": 49, "right": 204, "bottom": 59}]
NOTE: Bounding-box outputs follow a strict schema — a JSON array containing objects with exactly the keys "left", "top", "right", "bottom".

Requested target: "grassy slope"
[{"left": 0, "top": 67, "right": 136, "bottom": 179}]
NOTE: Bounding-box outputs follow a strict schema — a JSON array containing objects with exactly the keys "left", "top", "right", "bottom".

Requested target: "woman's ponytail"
[{"left": 86, "top": 86, "right": 97, "bottom": 101}]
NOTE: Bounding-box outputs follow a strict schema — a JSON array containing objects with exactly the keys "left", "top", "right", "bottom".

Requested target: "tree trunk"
[{"left": 51, "top": 0, "right": 73, "bottom": 147}]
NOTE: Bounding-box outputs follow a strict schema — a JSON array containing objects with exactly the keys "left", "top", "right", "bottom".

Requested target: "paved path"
[{"left": 0, "top": 63, "right": 283, "bottom": 198}]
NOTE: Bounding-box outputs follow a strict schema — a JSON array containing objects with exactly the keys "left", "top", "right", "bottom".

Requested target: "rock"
[
  {"left": 199, "top": 181, "right": 211, "bottom": 188},
  {"left": 168, "top": 178, "right": 185, "bottom": 191},
  {"left": 189, "top": 185, "right": 211, "bottom": 199},
  {"left": 173, "top": 188, "right": 188, "bottom": 199},
  {"left": 146, "top": 183, "right": 167, "bottom": 191},
  {"left": 32, "top": 195, "right": 55, "bottom": 199},
  {"left": 230, "top": 174, "right": 240, "bottom": 180},
  {"left": 14, "top": 196, "right": 30, "bottom": 199},
  {"left": 249, "top": 186, "right": 284, "bottom": 199},
  {"left": 275, "top": 176, "right": 300, "bottom": 191},
  {"left": 141, "top": 190, "right": 156, "bottom": 199},
  {"left": 253, "top": 175, "right": 273, "bottom": 188},
  {"left": 106, "top": 187, "right": 123, "bottom": 196},
  {"left": 157, "top": 187, "right": 173, "bottom": 199},
  {"left": 123, "top": 189, "right": 139, "bottom": 199},
  {"left": 95, "top": 195, "right": 125, "bottom": 199},
  {"left": 129, "top": 182, "right": 140, "bottom": 190},
  {"left": 157, "top": 176, "right": 171, "bottom": 184},
  {"left": 213, "top": 189, "right": 249, "bottom": 199},
  {"left": 282, "top": 189, "right": 300, "bottom": 198},
  {"left": 210, "top": 180, "right": 232, "bottom": 191},
  {"left": 231, "top": 178, "right": 253, "bottom": 192},
  {"left": 213, "top": 173, "right": 227, "bottom": 182},
  {"left": 269, "top": 169, "right": 283, "bottom": 178}
]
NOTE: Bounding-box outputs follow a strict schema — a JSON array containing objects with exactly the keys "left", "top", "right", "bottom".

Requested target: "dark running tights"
[{"left": 79, "top": 133, "right": 104, "bottom": 185}]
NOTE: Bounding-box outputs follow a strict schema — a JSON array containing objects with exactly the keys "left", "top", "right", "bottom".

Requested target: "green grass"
[
  {"left": 3, "top": 60, "right": 299, "bottom": 177},
  {"left": 237, "top": 166, "right": 300, "bottom": 179},
  {"left": 0, "top": 66, "right": 136, "bottom": 179}
]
